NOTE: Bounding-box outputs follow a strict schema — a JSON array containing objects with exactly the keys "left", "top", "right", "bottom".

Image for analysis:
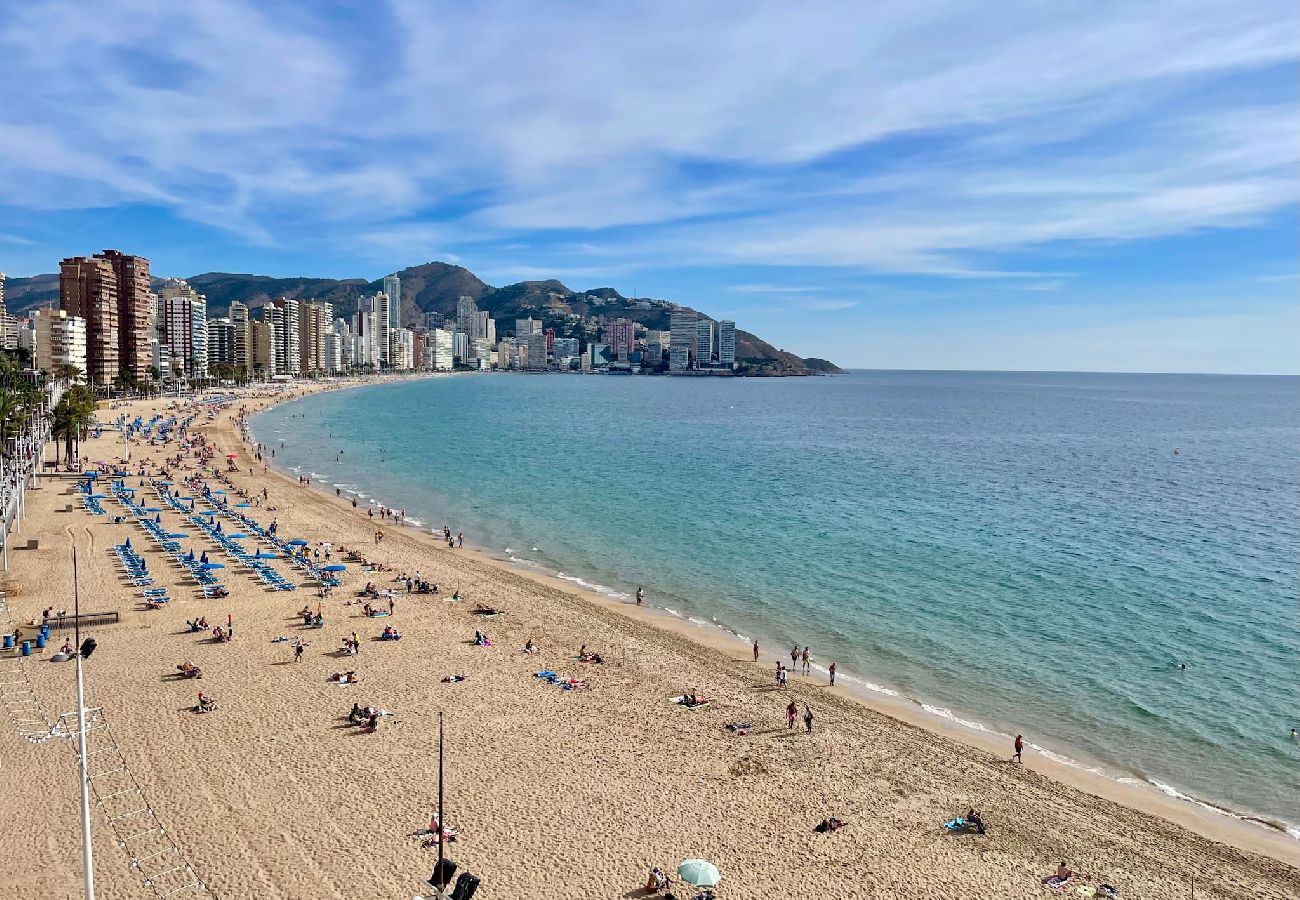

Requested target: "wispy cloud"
[{"left": 0, "top": 0, "right": 1295, "bottom": 289}]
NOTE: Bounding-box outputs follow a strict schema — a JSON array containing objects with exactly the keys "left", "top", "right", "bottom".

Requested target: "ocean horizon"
[{"left": 250, "top": 369, "right": 1300, "bottom": 837}]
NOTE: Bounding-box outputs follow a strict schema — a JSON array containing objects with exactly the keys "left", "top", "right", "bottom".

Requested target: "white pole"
[
  {"left": 75, "top": 650, "right": 95, "bottom": 899},
  {"left": 73, "top": 545, "right": 95, "bottom": 899}
]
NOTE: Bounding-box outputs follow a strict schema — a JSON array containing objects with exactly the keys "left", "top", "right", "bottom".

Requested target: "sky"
[{"left": 0, "top": 1, "right": 1296, "bottom": 373}]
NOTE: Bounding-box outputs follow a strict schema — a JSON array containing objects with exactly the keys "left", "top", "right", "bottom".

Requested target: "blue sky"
[{"left": 0, "top": 1, "right": 1296, "bottom": 372}]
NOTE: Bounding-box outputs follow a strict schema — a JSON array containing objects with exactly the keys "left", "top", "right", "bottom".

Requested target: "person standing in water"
[
  {"left": 801, "top": 646, "right": 810, "bottom": 676},
  {"left": 636, "top": 586, "right": 644, "bottom": 606},
  {"left": 828, "top": 661, "right": 836, "bottom": 686},
  {"left": 753, "top": 640, "right": 760, "bottom": 662}
]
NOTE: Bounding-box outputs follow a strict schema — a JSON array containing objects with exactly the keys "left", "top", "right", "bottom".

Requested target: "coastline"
[
  {"left": 1, "top": 378, "right": 1294, "bottom": 899},
  {"left": 249, "top": 376, "right": 1300, "bottom": 866}
]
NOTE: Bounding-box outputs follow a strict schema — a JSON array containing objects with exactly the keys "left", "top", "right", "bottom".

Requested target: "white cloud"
[{"left": 0, "top": 0, "right": 1294, "bottom": 280}]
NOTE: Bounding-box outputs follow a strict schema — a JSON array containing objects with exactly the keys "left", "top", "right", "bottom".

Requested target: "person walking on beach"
[
  {"left": 774, "top": 660, "right": 782, "bottom": 685},
  {"left": 293, "top": 639, "right": 307, "bottom": 663},
  {"left": 1013, "top": 734, "right": 1024, "bottom": 763},
  {"left": 778, "top": 663, "right": 788, "bottom": 687},
  {"left": 803, "top": 704, "right": 814, "bottom": 733},
  {"left": 828, "top": 661, "right": 836, "bottom": 686},
  {"left": 457, "top": 532, "right": 463, "bottom": 548},
  {"left": 802, "top": 646, "right": 810, "bottom": 676},
  {"left": 753, "top": 639, "right": 760, "bottom": 662},
  {"left": 388, "top": 597, "right": 395, "bottom": 616},
  {"left": 791, "top": 645, "right": 799, "bottom": 670},
  {"left": 786, "top": 700, "right": 798, "bottom": 731}
]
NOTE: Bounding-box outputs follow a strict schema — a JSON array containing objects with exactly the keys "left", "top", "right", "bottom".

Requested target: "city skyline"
[{"left": 0, "top": 3, "right": 1296, "bottom": 373}]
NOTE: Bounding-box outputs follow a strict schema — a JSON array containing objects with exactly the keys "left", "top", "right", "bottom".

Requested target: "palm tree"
[
  {"left": 0, "top": 389, "right": 27, "bottom": 457},
  {"left": 54, "top": 363, "right": 83, "bottom": 384},
  {"left": 52, "top": 386, "right": 97, "bottom": 466}
]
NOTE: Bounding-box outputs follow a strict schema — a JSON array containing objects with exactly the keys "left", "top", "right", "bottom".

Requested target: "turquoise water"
[{"left": 251, "top": 371, "right": 1300, "bottom": 834}]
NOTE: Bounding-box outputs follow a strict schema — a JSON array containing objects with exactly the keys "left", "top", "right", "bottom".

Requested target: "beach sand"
[{"left": 0, "top": 382, "right": 1296, "bottom": 900}]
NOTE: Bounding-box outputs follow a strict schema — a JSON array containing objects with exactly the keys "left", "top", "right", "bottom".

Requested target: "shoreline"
[{"left": 248, "top": 377, "right": 1300, "bottom": 866}]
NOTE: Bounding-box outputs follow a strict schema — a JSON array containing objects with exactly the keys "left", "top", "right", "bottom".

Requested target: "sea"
[{"left": 250, "top": 370, "right": 1300, "bottom": 836}]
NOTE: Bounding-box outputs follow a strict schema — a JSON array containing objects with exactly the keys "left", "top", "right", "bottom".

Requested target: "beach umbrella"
[
  {"left": 124, "top": 537, "right": 132, "bottom": 549},
  {"left": 321, "top": 564, "right": 346, "bottom": 572},
  {"left": 226, "top": 453, "right": 238, "bottom": 459},
  {"left": 677, "top": 860, "right": 721, "bottom": 888}
]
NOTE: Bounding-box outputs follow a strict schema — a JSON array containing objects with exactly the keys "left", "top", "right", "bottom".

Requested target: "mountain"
[{"left": 3, "top": 261, "right": 840, "bottom": 374}]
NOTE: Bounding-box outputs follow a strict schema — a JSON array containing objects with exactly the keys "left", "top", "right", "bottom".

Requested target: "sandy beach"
[{"left": 0, "top": 380, "right": 1296, "bottom": 900}]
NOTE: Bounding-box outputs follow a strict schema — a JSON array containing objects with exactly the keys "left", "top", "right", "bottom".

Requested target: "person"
[
  {"left": 778, "top": 663, "right": 787, "bottom": 687},
  {"left": 791, "top": 644, "right": 799, "bottom": 670},
  {"left": 753, "top": 639, "right": 759, "bottom": 662},
  {"left": 645, "top": 866, "right": 668, "bottom": 893},
  {"left": 828, "top": 661, "right": 837, "bottom": 686},
  {"left": 636, "top": 586, "right": 644, "bottom": 606},
  {"left": 814, "top": 816, "right": 846, "bottom": 833},
  {"left": 1292, "top": 728, "right": 1298, "bottom": 739},
  {"left": 802, "top": 646, "right": 810, "bottom": 675},
  {"left": 1042, "top": 862, "right": 1072, "bottom": 885},
  {"left": 196, "top": 691, "right": 216, "bottom": 713},
  {"left": 523, "top": 638, "right": 537, "bottom": 654},
  {"left": 1013, "top": 734, "right": 1024, "bottom": 763},
  {"left": 966, "top": 808, "right": 986, "bottom": 834},
  {"left": 803, "top": 704, "right": 814, "bottom": 733},
  {"left": 786, "top": 700, "right": 797, "bottom": 731},
  {"left": 387, "top": 597, "right": 395, "bottom": 615},
  {"left": 294, "top": 639, "right": 307, "bottom": 662}
]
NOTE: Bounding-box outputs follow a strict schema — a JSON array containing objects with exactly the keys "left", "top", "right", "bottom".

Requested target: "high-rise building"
[
  {"left": 250, "top": 319, "right": 276, "bottom": 377},
  {"left": 552, "top": 337, "right": 580, "bottom": 361},
  {"left": 297, "top": 301, "right": 330, "bottom": 374},
  {"left": 431, "top": 328, "right": 455, "bottom": 371},
  {"left": 383, "top": 275, "right": 401, "bottom": 326},
  {"left": 372, "top": 292, "right": 393, "bottom": 366},
  {"left": 0, "top": 272, "right": 15, "bottom": 352},
  {"left": 605, "top": 317, "right": 635, "bottom": 361},
  {"left": 456, "top": 296, "right": 479, "bottom": 338},
  {"left": 265, "top": 301, "right": 300, "bottom": 376},
  {"left": 669, "top": 311, "right": 695, "bottom": 373},
  {"left": 393, "top": 328, "right": 415, "bottom": 370},
  {"left": 98, "top": 250, "right": 153, "bottom": 382},
  {"left": 209, "top": 318, "right": 235, "bottom": 369},
  {"left": 32, "top": 309, "right": 87, "bottom": 375},
  {"left": 452, "top": 331, "right": 468, "bottom": 364},
  {"left": 323, "top": 331, "right": 343, "bottom": 374},
  {"left": 589, "top": 342, "right": 609, "bottom": 368},
  {"left": 694, "top": 318, "right": 714, "bottom": 368},
  {"left": 516, "top": 317, "right": 542, "bottom": 338},
  {"left": 718, "top": 320, "right": 736, "bottom": 368},
  {"left": 524, "top": 331, "right": 548, "bottom": 371},
  {"left": 160, "top": 279, "right": 208, "bottom": 377},
  {"left": 59, "top": 255, "right": 119, "bottom": 384},
  {"left": 495, "top": 337, "right": 518, "bottom": 370},
  {"left": 229, "top": 301, "right": 251, "bottom": 374}
]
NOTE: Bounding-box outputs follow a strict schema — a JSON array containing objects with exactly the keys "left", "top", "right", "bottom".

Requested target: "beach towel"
[
  {"left": 535, "top": 671, "right": 557, "bottom": 679},
  {"left": 943, "top": 817, "right": 966, "bottom": 831},
  {"left": 1045, "top": 875, "right": 1073, "bottom": 892},
  {"left": 725, "top": 722, "right": 752, "bottom": 733}
]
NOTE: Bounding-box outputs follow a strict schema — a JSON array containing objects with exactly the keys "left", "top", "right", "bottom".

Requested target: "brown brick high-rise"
[
  {"left": 59, "top": 256, "right": 119, "bottom": 385},
  {"left": 98, "top": 250, "right": 153, "bottom": 383}
]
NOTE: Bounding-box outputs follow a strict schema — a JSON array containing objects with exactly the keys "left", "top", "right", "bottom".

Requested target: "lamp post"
[{"left": 72, "top": 545, "right": 96, "bottom": 899}]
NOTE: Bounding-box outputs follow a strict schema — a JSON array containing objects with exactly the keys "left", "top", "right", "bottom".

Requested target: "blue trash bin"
[
  {"left": 2, "top": 633, "right": 12, "bottom": 650},
  {"left": 36, "top": 633, "right": 46, "bottom": 649},
  {"left": 21, "top": 640, "right": 32, "bottom": 657}
]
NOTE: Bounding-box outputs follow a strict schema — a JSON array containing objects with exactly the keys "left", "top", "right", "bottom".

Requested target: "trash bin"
[
  {"left": 36, "top": 633, "right": 46, "bottom": 649},
  {"left": 21, "top": 640, "right": 32, "bottom": 656},
  {"left": 2, "top": 633, "right": 13, "bottom": 650}
]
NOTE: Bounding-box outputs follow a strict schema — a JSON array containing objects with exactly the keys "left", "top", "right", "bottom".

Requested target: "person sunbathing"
[
  {"left": 522, "top": 639, "right": 538, "bottom": 654},
  {"left": 965, "top": 808, "right": 986, "bottom": 834},
  {"left": 298, "top": 606, "right": 312, "bottom": 618},
  {"left": 645, "top": 866, "right": 669, "bottom": 893},
  {"left": 330, "top": 671, "right": 360, "bottom": 684},
  {"left": 177, "top": 661, "right": 202, "bottom": 678},
  {"left": 473, "top": 603, "right": 498, "bottom": 615},
  {"left": 814, "top": 816, "right": 847, "bottom": 833},
  {"left": 441, "top": 674, "right": 467, "bottom": 683},
  {"left": 195, "top": 691, "right": 216, "bottom": 713},
  {"left": 381, "top": 626, "right": 401, "bottom": 640}
]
